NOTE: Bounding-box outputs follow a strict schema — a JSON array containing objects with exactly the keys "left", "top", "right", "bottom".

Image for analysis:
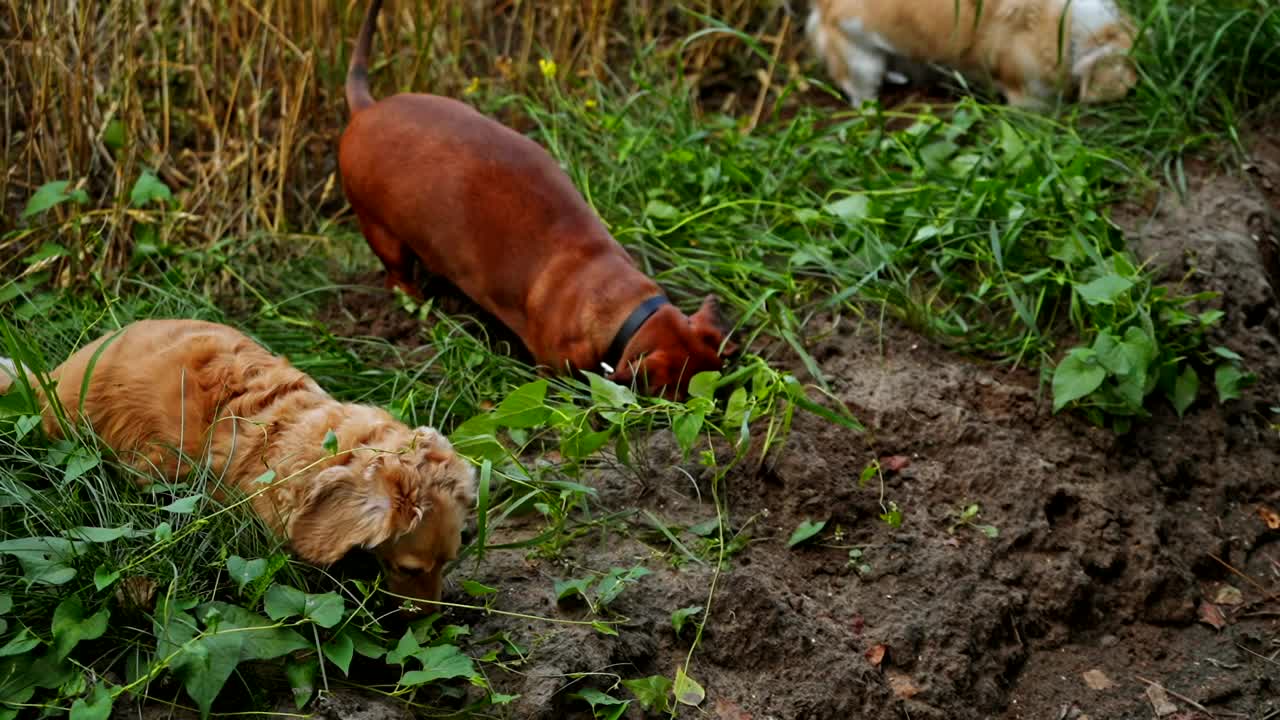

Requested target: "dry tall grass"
[{"left": 1, "top": 0, "right": 800, "bottom": 283}]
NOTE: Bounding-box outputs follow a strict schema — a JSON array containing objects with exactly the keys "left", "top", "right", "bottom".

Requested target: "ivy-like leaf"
[
  {"left": 1052, "top": 348, "right": 1107, "bottom": 412},
  {"left": 788, "top": 519, "right": 827, "bottom": 547},
  {"left": 69, "top": 684, "right": 113, "bottom": 720},
  {"left": 399, "top": 644, "right": 477, "bottom": 687},
  {"left": 263, "top": 584, "right": 345, "bottom": 628},
  {"left": 322, "top": 630, "right": 355, "bottom": 675},
  {"left": 673, "top": 667, "right": 705, "bottom": 706},
  {"left": 226, "top": 555, "right": 267, "bottom": 590},
  {"left": 492, "top": 380, "right": 550, "bottom": 428},
  {"left": 22, "top": 180, "right": 89, "bottom": 219},
  {"left": 623, "top": 674, "right": 673, "bottom": 713},
  {"left": 52, "top": 597, "right": 109, "bottom": 659},
  {"left": 671, "top": 606, "right": 703, "bottom": 635},
  {"left": 571, "top": 688, "right": 629, "bottom": 720},
  {"left": 595, "top": 567, "right": 651, "bottom": 608},
  {"left": 128, "top": 171, "right": 173, "bottom": 208},
  {"left": 286, "top": 655, "right": 318, "bottom": 709}
]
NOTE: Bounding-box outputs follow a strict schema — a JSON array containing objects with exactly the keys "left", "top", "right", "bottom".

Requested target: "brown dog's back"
[{"left": 338, "top": 1, "right": 732, "bottom": 394}]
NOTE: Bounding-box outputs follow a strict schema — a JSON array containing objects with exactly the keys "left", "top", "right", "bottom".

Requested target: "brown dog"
[
  {"left": 0, "top": 320, "right": 474, "bottom": 609},
  {"left": 338, "top": 0, "right": 734, "bottom": 399}
]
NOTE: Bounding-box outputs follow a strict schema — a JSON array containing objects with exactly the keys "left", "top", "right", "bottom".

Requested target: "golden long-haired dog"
[
  {"left": 807, "top": 0, "right": 1139, "bottom": 108},
  {"left": 0, "top": 319, "right": 475, "bottom": 609}
]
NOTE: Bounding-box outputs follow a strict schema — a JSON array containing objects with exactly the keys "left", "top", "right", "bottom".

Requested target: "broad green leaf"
[
  {"left": 449, "top": 414, "right": 505, "bottom": 463},
  {"left": 286, "top": 656, "right": 318, "bottom": 709},
  {"left": 69, "top": 684, "right": 113, "bottom": 720},
  {"left": 226, "top": 555, "right": 267, "bottom": 589},
  {"left": 1211, "top": 346, "right": 1243, "bottom": 362},
  {"left": 93, "top": 564, "right": 120, "bottom": 591},
  {"left": 672, "top": 411, "right": 705, "bottom": 458},
  {"left": 52, "top": 597, "right": 108, "bottom": 659},
  {"left": 385, "top": 629, "right": 421, "bottom": 666},
  {"left": 1052, "top": 348, "right": 1107, "bottom": 412},
  {"left": 591, "top": 621, "right": 618, "bottom": 636},
  {"left": 560, "top": 427, "right": 612, "bottom": 460},
  {"left": 342, "top": 626, "right": 386, "bottom": 660},
  {"left": 687, "top": 371, "right": 720, "bottom": 400},
  {"left": 588, "top": 372, "right": 637, "bottom": 409},
  {"left": 1173, "top": 366, "right": 1198, "bottom": 417},
  {"left": 0, "top": 594, "right": 10, "bottom": 615},
  {"left": 788, "top": 518, "right": 826, "bottom": 547},
  {"left": 492, "top": 379, "right": 550, "bottom": 428},
  {"left": 572, "top": 688, "right": 629, "bottom": 720},
  {"left": 824, "top": 193, "right": 870, "bottom": 224},
  {"left": 623, "top": 674, "right": 673, "bottom": 713},
  {"left": 671, "top": 606, "right": 703, "bottom": 635},
  {"left": 63, "top": 447, "right": 100, "bottom": 483},
  {"left": 323, "top": 630, "right": 355, "bottom": 675},
  {"left": 1075, "top": 274, "right": 1134, "bottom": 306},
  {"left": 399, "top": 644, "right": 477, "bottom": 686},
  {"left": 162, "top": 495, "right": 201, "bottom": 514},
  {"left": 880, "top": 503, "right": 903, "bottom": 528},
  {"left": 66, "top": 525, "right": 144, "bottom": 543},
  {"left": 253, "top": 470, "right": 277, "bottom": 485},
  {"left": 1215, "top": 364, "right": 1247, "bottom": 403},
  {"left": 197, "top": 602, "right": 309, "bottom": 662},
  {"left": 554, "top": 577, "right": 593, "bottom": 603},
  {"left": 0, "top": 628, "right": 39, "bottom": 657},
  {"left": 595, "top": 567, "right": 651, "bottom": 608},
  {"left": 128, "top": 171, "right": 172, "bottom": 208},
  {"left": 322, "top": 429, "right": 339, "bottom": 455},
  {"left": 264, "top": 584, "right": 345, "bottom": 628},
  {"left": 673, "top": 667, "right": 705, "bottom": 706},
  {"left": 0, "top": 536, "right": 83, "bottom": 585},
  {"left": 724, "top": 386, "right": 749, "bottom": 430},
  {"left": 172, "top": 629, "right": 243, "bottom": 718},
  {"left": 22, "top": 180, "right": 89, "bottom": 219},
  {"left": 102, "top": 119, "right": 126, "bottom": 151},
  {"left": 461, "top": 579, "right": 498, "bottom": 597},
  {"left": 644, "top": 199, "right": 679, "bottom": 220}
]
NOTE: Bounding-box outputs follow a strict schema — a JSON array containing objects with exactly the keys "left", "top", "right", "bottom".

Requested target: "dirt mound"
[{"left": 445, "top": 128, "right": 1280, "bottom": 719}]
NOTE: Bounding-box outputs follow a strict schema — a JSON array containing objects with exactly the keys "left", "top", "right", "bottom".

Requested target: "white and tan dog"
[
  {"left": 807, "top": 0, "right": 1138, "bottom": 108},
  {"left": 0, "top": 319, "right": 474, "bottom": 609}
]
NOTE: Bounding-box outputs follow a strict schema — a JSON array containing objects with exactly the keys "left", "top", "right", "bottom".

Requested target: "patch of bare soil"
[{"left": 433, "top": 126, "right": 1280, "bottom": 719}]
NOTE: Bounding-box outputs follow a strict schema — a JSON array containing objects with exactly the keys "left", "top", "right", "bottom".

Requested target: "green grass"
[{"left": 2, "top": 1, "right": 1279, "bottom": 716}]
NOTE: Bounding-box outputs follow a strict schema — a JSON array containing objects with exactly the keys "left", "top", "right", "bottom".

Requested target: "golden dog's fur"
[
  {"left": 0, "top": 319, "right": 474, "bottom": 609},
  {"left": 808, "top": 0, "right": 1138, "bottom": 108}
]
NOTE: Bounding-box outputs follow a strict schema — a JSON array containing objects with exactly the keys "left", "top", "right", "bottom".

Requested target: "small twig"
[
  {"left": 1209, "top": 553, "right": 1277, "bottom": 600},
  {"left": 1236, "top": 643, "right": 1280, "bottom": 666},
  {"left": 1136, "top": 676, "right": 1213, "bottom": 712}
]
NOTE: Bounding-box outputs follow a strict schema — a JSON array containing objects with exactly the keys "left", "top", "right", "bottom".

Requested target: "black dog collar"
[{"left": 602, "top": 295, "right": 669, "bottom": 374}]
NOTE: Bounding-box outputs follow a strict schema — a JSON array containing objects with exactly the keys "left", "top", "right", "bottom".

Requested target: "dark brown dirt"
[{"left": 396, "top": 125, "right": 1279, "bottom": 719}]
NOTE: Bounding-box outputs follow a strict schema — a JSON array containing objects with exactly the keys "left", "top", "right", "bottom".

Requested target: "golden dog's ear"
[
  {"left": 289, "top": 464, "right": 395, "bottom": 565},
  {"left": 411, "top": 426, "right": 477, "bottom": 508}
]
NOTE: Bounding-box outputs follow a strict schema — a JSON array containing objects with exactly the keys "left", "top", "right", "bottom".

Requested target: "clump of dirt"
[{"left": 442, "top": 126, "right": 1280, "bottom": 719}]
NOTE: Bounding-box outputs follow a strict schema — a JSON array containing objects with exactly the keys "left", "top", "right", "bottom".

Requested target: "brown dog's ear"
[
  {"left": 289, "top": 464, "right": 395, "bottom": 565},
  {"left": 690, "top": 294, "right": 738, "bottom": 357}
]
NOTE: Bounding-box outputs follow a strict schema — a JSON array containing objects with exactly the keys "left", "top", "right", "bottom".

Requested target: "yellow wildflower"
[{"left": 538, "top": 58, "right": 557, "bottom": 80}]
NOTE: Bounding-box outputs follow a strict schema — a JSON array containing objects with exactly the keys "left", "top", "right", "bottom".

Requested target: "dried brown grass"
[{"left": 0, "top": 0, "right": 800, "bottom": 283}]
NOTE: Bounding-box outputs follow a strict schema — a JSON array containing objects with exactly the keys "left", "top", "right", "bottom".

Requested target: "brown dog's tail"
[{"left": 346, "top": 0, "right": 385, "bottom": 115}]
